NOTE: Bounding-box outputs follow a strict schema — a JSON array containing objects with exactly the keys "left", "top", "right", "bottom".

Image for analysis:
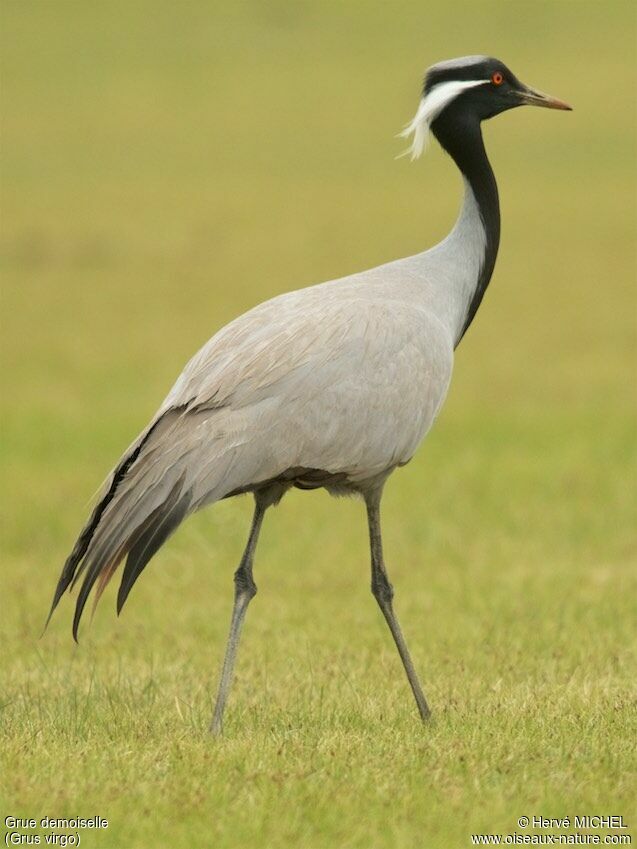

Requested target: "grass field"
[{"left": 1, "top": 2, "right": 636, "bottom": 847}]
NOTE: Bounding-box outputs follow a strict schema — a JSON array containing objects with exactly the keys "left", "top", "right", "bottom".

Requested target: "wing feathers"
[
  {"left": 49, "top": 407, "right": 199, "bottom": 639},
  {"left": 44, "top": 421, "right": 159, "bottom": 630},
  {"left": 117, "top": 477, "right": 191, "bottom": 614}
]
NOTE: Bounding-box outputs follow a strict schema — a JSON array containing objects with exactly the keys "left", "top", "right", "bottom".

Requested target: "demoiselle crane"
[{"left": 47, "top": 56, "right": 571, "bottom": 732}]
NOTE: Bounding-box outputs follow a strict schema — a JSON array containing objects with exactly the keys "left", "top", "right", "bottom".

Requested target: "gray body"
[
  {"left": 98, "top": 180, "right": 481, "bottom": 527},
  {"left": 50, "top": 56, "right": 571, "bottom": 731},
  {"left": 74, "top": 182, "right": 484, "bottom": 732}
]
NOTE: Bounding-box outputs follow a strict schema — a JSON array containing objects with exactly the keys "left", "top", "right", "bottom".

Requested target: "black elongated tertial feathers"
[
  {"left": 117, "top": 477, "right": 191, "bottom": 614},
  {"left": 45, "top": 408, "right": 192, "bottom": 640},
  {"left": 44, "top": 424, "right": 156, "bottom": 632}
]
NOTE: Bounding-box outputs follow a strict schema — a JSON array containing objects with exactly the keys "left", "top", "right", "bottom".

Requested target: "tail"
[{"left": 46, "top": 408, "right": 194, "bottom": 641}]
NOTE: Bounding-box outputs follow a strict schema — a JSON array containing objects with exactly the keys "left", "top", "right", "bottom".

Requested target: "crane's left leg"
[
  {"left": 365, "top": 486, "right": 431, "bottom": 721},
  {"left": 210, "top": 485, "right": 282, "bottom": 734}
]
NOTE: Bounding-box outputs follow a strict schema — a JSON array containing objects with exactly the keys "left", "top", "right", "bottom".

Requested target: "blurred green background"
[{"left": 1, "top": 2, "right": 635, "bottom": 848}]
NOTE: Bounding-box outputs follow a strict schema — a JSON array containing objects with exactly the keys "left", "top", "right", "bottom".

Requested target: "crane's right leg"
[
  {"left": 364, "top": 485, "right": 431, "bottom": 721},
  {"left": 210, "top": 487, "right": 278, "bottom": 734}
]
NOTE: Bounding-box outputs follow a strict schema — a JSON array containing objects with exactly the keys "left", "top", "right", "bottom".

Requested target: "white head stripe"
[{"left": 398, "top": 79, "right": 488, "bottom": 160}]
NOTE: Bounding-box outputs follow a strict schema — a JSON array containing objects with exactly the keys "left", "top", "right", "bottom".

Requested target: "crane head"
[{"left": 400, "top": 55, "right": 572, "bottom": 160}]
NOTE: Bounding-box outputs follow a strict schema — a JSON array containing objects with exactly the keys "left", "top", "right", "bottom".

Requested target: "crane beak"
[{"left": 517, "top": 84, "right": 573, "bottom": 111}]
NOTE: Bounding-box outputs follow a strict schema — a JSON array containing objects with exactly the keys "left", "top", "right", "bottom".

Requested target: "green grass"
[{"left": 1, "top": 2, "right": 636, "bottom": 847}]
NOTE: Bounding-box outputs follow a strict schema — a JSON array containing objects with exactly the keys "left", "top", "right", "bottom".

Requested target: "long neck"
[{"left": 433, "top": 117, "right": 500, "bottom": 345}]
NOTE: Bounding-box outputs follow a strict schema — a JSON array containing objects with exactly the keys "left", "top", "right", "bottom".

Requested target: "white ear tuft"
[
  {"left": 398, "top": 78, "right": 489, "bottom": 161},
  {"left": 397, "top": 97, "right": 433, "bottom": 160}
]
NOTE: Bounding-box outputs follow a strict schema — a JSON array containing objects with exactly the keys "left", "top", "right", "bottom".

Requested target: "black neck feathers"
[{"left": 432, "top": 111, "right": 500, "bottom": 343}]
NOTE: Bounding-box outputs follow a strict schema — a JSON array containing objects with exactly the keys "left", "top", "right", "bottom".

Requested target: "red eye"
[{"left": 492, "top": 72, "right": 504, "bottom": 86}]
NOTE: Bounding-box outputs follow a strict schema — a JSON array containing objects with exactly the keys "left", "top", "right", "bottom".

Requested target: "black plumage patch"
[
  {"left": 45, "top": 405, "right": 188, "bottom": 633},
  {"left": 423, "top": 56, "right": 517, "bottom": 95},
  {"left": 117, "top": 477, "right": 191, "bottom": 614}
]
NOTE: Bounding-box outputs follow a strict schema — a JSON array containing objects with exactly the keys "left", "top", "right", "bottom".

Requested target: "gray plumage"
[
  {"left": 53, "top": 196, "right": 473, "bottom": 632},
  {"left": 48, "top": 56, "right": 571, "bottom": 731}
]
